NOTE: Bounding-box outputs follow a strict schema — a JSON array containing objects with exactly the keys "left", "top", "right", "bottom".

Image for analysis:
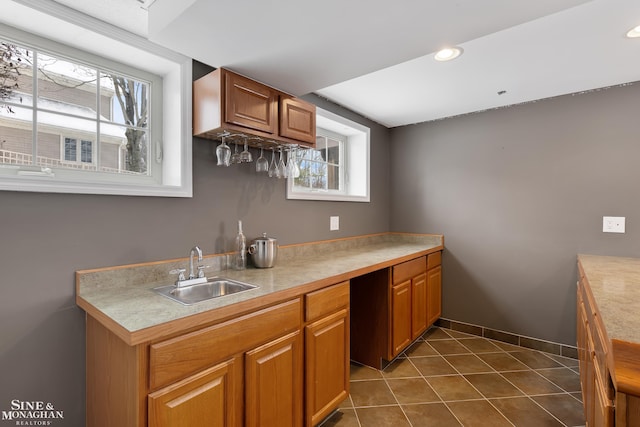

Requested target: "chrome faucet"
[
  {"left": 189, "top": 246, "right": 203, "bottom": 279},
  {"left": 171, "top": 246, "right": 207, "bottom": 288}
]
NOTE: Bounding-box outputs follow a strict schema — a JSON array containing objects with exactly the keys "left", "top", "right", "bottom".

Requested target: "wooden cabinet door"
[
  {"left": 411, "top": 273, "right": 428, "bottom": 340},
  {"left": 245, "top": 331, "right": 303, "bottom": 427},
  {"left": 224, "top": 71, "right": 277, "bottom": 134},
  {"left": 279, "top": 96, "right": 316, "bottom": 144},
  {"left": 427, "top": 265, "right": 442, "bottom": 326},
  {"left": 148, "top": 357, "right": 241, "bottom": 427},
  {"left": 594, "top": 374, "right": 614, "bottom": 427},
  {"left": 305, "top": 308, "right": 349, "bottom": 427},
  {"left": 391, "top": 281, "right": 412, "bottom": 358},
  {"left": 577, "top": 290, "right": 589, "bottom": 404}
]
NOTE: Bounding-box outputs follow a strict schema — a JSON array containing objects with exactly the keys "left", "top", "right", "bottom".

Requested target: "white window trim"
[
  {"left": 0, "top": 0, "right": 192, "bottom": 197},
  {"left": 287, "top": 107, "right": 370, "bottom": 202}
]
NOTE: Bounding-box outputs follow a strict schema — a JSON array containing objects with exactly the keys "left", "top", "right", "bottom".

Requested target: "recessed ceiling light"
[
  {"left": 434, "top": 47, "right": 463, "bottom": 62},
  {"left": 627, "top": 25, "right": 640, "bottom": 38}
]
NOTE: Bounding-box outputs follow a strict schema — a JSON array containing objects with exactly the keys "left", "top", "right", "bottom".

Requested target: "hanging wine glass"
[
  {"left": 268, "top": 147, "right": 279, "bottom": 178},
  {"left": 289, "top": 147, "right": 300, "bottom": 178},
  {"left": 278, "top": 147, "right": 287, "bottom": 179},
  {"left": 230, "top": 139, "right": 241, "bottom": 164},
  {"left": 215, "top": 134, "right": 231, "bottom": 167},
  {"left": 255, "top": 145, "right": 269, "bottom": 173},
  {"left": 240, "top": 137, "right": 253, "bottom": 163}
]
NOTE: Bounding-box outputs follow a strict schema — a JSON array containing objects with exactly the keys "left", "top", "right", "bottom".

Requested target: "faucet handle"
[
  {"left": 196, "top": 265, "right": 209, "bottom": 278},
  {"left": 170, "top": 268, "right": 186, "bottom": 281}
]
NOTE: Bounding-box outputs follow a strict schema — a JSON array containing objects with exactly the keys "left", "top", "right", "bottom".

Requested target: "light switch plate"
[
  {"left": 330, "top": 216, "right": 339, "bottom": 231},
  {"left": 603, "top": 216, "right": 625, "bottom": 233}
]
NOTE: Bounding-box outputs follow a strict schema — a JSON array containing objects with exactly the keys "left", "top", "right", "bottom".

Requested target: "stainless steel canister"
[{"left": 248, "top": 233, "right": 278, "bottom": 268}]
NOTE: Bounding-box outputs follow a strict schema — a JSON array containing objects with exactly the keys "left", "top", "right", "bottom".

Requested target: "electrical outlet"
[
  {"left": 603, "top": 216, "right": 625, "bottom": 233},
  {"left": 330, "top": 216, "right": 340, "bottom": 231}
]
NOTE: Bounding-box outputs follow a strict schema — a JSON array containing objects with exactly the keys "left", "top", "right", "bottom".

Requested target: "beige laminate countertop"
[
  {"left": 77, "top": 233, "right": 443, "bottom": 345},
  {"left": 578, "top": 254, "right": 640, "bottom": 345}
]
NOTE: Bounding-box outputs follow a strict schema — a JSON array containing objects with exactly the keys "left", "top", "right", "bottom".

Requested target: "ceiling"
[{"left": 51, "top": 0, "right": 640, "bottom": 128}]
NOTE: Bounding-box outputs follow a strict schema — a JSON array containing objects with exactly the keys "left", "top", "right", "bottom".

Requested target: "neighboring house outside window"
[{"left": 0, "top": 43, "right": 145, "bottom": 175}]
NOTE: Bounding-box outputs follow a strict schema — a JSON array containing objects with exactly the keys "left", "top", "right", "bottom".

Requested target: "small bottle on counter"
[{"left": 234, "top": 220, "right": 247, "bottom": 270}]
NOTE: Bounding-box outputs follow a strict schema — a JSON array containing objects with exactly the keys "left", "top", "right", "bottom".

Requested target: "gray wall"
[
  {"left": 390, "top": 82, "right": 640, "bottom": 346},
  {"left": 0, "top": 62, "right": 390, "bottom": 425}
]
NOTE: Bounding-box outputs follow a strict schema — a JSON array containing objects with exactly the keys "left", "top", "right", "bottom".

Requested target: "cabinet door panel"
[
  {"left": 245, "top": 331, "right": 303, "bottom": 427},
  {"left": 148, "top": 357, "right": 240, "bottom": 427},
  {"left": 427, "top": 265, "right": 442, "bottom": 326},
  {"left": 391, "top": 281, "right": 412, "bottom": 358},
  {"left": 411, "top": 273, "right": 427, "bottom": 340},
  {"left": 279, "top": 96, "right": 316, "bottom": 144},
  {"left": 306, "top": 308, "right": 349, "bottom": 427},
  {"left": 224, "top": 71, "right": 277, "bottom": 134},
  {"left": 594, "top": 373, "right": 614, "bottom": 427}
]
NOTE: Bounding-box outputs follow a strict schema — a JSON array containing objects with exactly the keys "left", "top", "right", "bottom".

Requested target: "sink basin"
[{"left": 154, "top": 277, "right": 258, "bottom": 305}]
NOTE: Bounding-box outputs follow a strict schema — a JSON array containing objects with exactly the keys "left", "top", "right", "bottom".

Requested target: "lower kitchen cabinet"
[
  {"left": 245, "top": 331, "right": 303, "bottom": 427},
  {"left": 390, "top": 256, "right": 428, "bottom": 359},
  {"left": 391, "top": 280, "right": 412, "bottom": 357},
  {"left": 86, "top": 283, "right": 352, "bottom": 427},
  {"left": 576, "top": 264, "right": 638, "bottom": 427},
  {"left": 148, "top": 357, "right": 242, "bottom": 427},
  {"left": 304, "top": 281, "right": 350, "bottom": 427},
  {"left": 426, "top": 251, "right": 442, "bottom": 326}
]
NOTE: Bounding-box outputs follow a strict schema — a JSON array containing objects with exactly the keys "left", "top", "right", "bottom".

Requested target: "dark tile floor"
[{"left": 321, "top": 327, "right": 585, "bottom": 427}]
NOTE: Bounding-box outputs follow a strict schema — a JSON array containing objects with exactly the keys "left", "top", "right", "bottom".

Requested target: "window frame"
[
  {"left": 287, "top": 107, "right": 370, "bottom": 202},
  {"left": 0, "top": 2, "right": 192, "bottom": 197}
]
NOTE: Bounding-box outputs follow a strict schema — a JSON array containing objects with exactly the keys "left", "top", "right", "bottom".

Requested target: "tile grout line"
[
  {"left": 450, "top": 330, "right": 575, "bottom": 427},
  {"left": 347, "top": 327, "right": 584, "bottom": 427},
  {"left": 441, "top": 331, "right": 518, "bottom": 427},
  {"left": 404, "top": 355, "right": 466, "bottom": 427}
]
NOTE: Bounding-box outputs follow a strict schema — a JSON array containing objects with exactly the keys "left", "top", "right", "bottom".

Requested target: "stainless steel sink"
[{"left": 154, "top": 277, "right": 258, "bottom": 305}]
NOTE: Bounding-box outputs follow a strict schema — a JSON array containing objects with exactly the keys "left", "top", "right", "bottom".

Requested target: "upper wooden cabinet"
[
  {"left": 193, "top": 68, "right": 316, "bottom": 148},
  {"left": 279, "top": 96, "right": 316, "bottom": 144},
  {"left": 224, "top": 71, "right": 278, "bottom": 135}
]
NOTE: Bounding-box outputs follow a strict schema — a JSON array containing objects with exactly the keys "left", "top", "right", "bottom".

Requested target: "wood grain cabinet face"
[
  {"left": 426, "top": 265, "right": 442, "bottom": 326},
  {"left": 391, "top": 280, "right": 412, "bottom": 358},
  {"left": 148, "top": 357, "right": 241, "bottom": 427},
  {"left": 577, "top": 278, "right": 614, "bottom": 427},
  {"left": 390, "top": 255, "right": 435, "bottom": 359},
  {"left": 224, "top": 71, "right": 277, "bottom": 134},
  {"left": 245, "top": 331, "right": 303, "bottom": 427},
  {"left": 411, "top": 273, "right": 428, "bottom": 340},
  {"left": 304, "top": 281, "right": 350, "bottom": 427},
  {"left": 279, "top": 96, "right": 316, "bottom": 144}
]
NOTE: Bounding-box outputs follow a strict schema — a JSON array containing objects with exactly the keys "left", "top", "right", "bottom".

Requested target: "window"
[
  {"left": 296, "top": 131, "right": 345, "bottom": 192},
  {"left": 287, "top": 107, "right": 370, "bottom": 202},
  {"left": 62, "top": 137, "right": 93, "bottom": 163},
  {"left": 0, "top": 2, "right": 192, "bottom": 197}
]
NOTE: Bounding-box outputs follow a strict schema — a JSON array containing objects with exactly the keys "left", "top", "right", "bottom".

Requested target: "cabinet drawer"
[
  {"left": 427, "top": 251, "right": 442, "bottom": 269},
  {"left": 393, "top": 256, "right": 426, "bottom": 285},
  {"left": 149, "top": 298, "right": 301, "bottom": 390},
  {"left": 305, "top": 281, "right": 349, "bottom": 322}
]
